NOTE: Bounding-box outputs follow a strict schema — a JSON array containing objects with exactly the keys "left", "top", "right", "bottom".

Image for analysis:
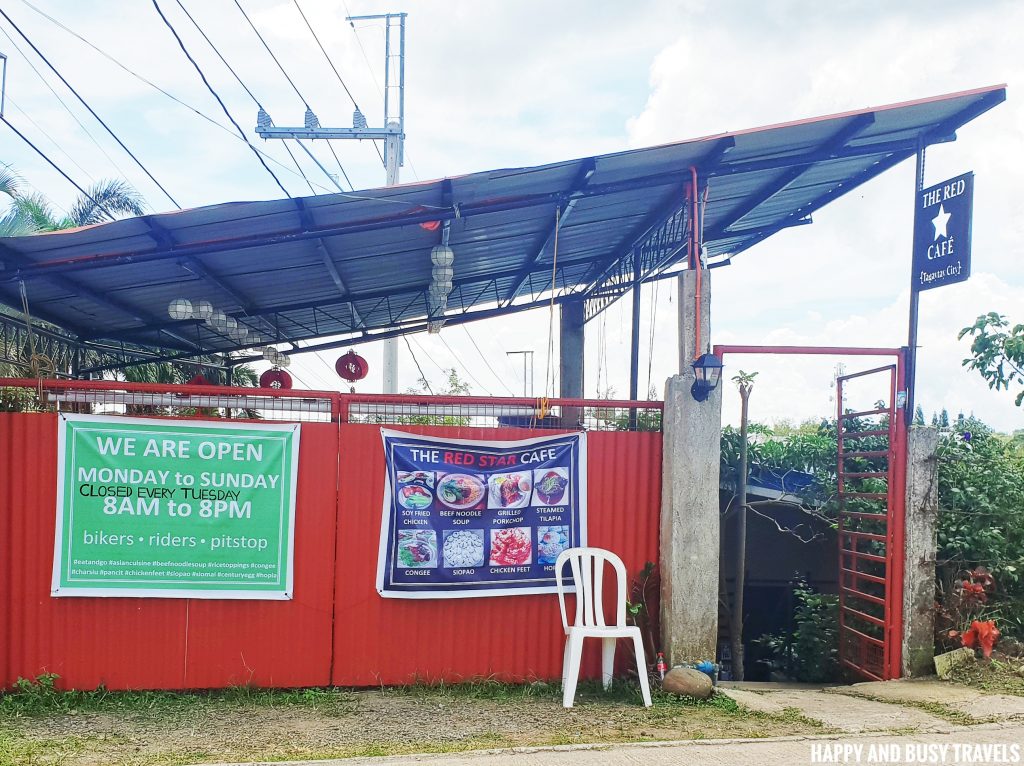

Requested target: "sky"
[{"left": 0, "top": 0, "right": 1021, "bottom": 430}]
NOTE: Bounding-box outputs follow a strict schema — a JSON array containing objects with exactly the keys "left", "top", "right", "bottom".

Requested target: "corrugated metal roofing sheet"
[{"left": 0, "top": 85, "right": 1006, "bottom": 360}]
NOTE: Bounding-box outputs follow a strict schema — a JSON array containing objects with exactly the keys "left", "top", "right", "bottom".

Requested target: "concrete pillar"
[
  {"left": 559, "top": 300, "right": 585, "bottom": 427},
  {"left": 902, "top": 426, "right": 940, "bottom": 677},
  {"left": 559, "top": 300, "right": 585, "bottom": 399},
  {"left": 660, "top": 270, "right": 720, "bottom": 665}
]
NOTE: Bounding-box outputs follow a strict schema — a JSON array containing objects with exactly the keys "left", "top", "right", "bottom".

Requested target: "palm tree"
[
  {"left": 1, "top": 163, "right": 146, "bottom": 233},
  {"left": 1, "top": 166, "right": 259, "bottom": 406},
  {"left": 1, "top": 163, "right": 36, "bottom": 237}
]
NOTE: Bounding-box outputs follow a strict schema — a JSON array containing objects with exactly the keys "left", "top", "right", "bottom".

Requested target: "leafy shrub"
[{"left": 757, "top": 579, "right": 839, "bottom": 683}]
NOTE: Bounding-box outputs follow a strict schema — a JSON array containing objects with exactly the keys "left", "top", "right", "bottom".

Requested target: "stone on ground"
[
  {"left": 662, "top": 667, "right": 713, "bottom": 699},
  {"left": 934, "top": 647, "right": 975, "bottom": 679}
]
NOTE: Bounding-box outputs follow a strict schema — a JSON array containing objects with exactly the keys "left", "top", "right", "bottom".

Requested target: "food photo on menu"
[
  {"left": 396, "top": 470, "right": 434, "bottom": 510},
  {"left": 533, "top": 467, "right": 570, "bottom": 506},
  {"left": 436, "top": 472, "right": 486, "bottom": 509},
  {"left": 488, "top": 472, "right": 532, "bottom": 509}
]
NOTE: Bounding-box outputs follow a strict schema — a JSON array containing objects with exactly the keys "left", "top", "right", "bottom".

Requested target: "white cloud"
[{"left": 1, "top": 0, "right": 1021, "bottom": 429}]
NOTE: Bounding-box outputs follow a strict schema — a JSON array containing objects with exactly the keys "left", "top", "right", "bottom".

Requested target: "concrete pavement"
[{"left": 200, "top": 724, "right": 1024, "bottom": 766}]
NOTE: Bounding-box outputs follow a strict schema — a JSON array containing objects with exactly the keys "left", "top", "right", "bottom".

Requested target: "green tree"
[
  {"left": 1, "top": 164, "right": 36, "bottom": 237},
  {"left": 936, "top": 418, "right": 1024, "bottom": 636},
  {"left": 2, "top": 163, "right": 146, "bottom": 234},
  {"left": 960, "top": 313, "right": 1024, "bottom": 407},
  {"left": 723, "top": 414, "right": 1024, "bottom": 644},
  {"left": 913, "top": 405, "right": 925, "bottom": 426},
  {"left": 398, "top": 368, "right": 472, "bottom": 426},
  {"left": 939, "top": 408, "right": 950, "bottom": 428}
]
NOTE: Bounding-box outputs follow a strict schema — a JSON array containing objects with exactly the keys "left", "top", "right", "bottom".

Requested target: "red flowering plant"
[
  {"left": 961, "top": 620, "right": 1001, "bottom": 658},
  {"left": 936, "top": 567, "right": 998, "bottom": 652}
]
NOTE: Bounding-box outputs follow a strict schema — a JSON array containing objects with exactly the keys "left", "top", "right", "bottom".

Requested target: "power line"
[
  {"left": 150, "top": 0, "right": 291, "bottom": 199},
  {"left": 0, "top": 5, "right": 182, "bottom": 208},
  {"left": 290, "top": 0, "right": 384, "bottom": 171},
  {"left": 325, "top": 142, "right": 354, "bottom": 191},
  {"left": 409, "top": 335, "right": 451, "bottom": 379},
  {"left": 307, "top": 349, "right": 343, "bottom": 390},
  {"left": 461, "top": 325, "right": 516, "bottom": 396},
  {"left": 18, "top": 0, "right": 332, "bottom": 195},
  {"left": 232, "top": 0, "right": 355, "bottom": 193},
  {"left": 1, "top": 114, "right": 115, "bottom": 219},
  {"left": 233, "top": 0, "right": 308, "bottom": 107},
  {"left": 292, "top": 0, "right": 359, "bottom": 110},
  {"left": 437, "top": 333, "right": 493, "bottom": 396},
  {"left": 294, "top": 139, "right": 347, "bottom": 193},
  {"left": 283, "top": 141, "right": 316, "bottom": 196},
  {"left": 171, "top": 0, "right": 318, "bottom": 196},
  {"left": 403, "top": 334, "right": 433, "bottom": 394},
  {"left": 173, "top": 0, "right": 263, "bottom": 108},
  {"left": 341, "top": 3, "right": 389, "bottom": 170},
  {"left": 4, "top": 95, "right": 96, "bottom": 185},
  {"left": 0, "top": 23, "right": 134, "bottom": 190}
]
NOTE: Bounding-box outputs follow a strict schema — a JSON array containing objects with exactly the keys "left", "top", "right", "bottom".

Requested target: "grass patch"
[
  {"left": 0, "top": 674, "right": 825, "bottom": 766},
  {"left": 0, "top": 674, "right": 357, "bottom": 720},
  {"left": 844, "top": 692, "right": 995, "bottom": 726},
  {"left": 947, "top": 655, "right": 1024, "bottom": 697},
  {"left": 0, "top": 725, "right": 87, "bottom": 766}
]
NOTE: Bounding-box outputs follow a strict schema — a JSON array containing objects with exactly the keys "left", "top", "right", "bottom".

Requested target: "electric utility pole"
[
  {"left": 506, "top": 351, "right": 534, "bottom": 397},
  {"left": 255, "top": 12, "right": 407, "bottom": 393}
]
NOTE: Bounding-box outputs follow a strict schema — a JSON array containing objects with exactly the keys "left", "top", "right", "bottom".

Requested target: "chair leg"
[
  {"left": 601, "top": 637, "right": 616, "bottom": 691},
  {"left": 631, "top": 633, "right": 653, "bottom": 707},
  {"left": 562, "top": 633, "right": 584, "bottom": 708},
  {"left": 561, "top": 635, "right": 571, "bottom": 687}
]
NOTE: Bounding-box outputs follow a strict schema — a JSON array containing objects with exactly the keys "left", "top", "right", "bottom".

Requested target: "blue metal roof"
[{"left": 0, "top": 85, "right": 1006, "bottom": 362}]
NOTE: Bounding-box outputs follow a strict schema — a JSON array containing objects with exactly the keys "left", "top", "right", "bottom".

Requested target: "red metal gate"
[
  {"left": 836, "top": 364, "right": 906, "bottom": 681},
  {"left": 712, "top": 345, "right": 909, "bottom": 682}
]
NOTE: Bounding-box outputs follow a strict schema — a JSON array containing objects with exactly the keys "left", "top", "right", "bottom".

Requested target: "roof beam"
[
  {"left": 54, "top": 139, "right": 1002, "bottom": 285},
  {"left": 2, "top": 244, "right": 201, "bottom": 351},
  {"left": 0, "top": 285, "right": 91, "bottom": 340},
  {"left": 579, "top": 137, "right": 735, "bottom": 298},
  {"left": 143, "top": 216, "right": 266, "bottom": 342},
  {"left": 711, "top": 113, "right": 874, "bottom": 237},
  {"left": 178, "top": 258, "right": 256, "bottom": 315},
  {"left": 253, "top": 287, "right": 593, "bottom": 359},
  {"left": 732, "top": 149, "right": 914, "bottom": 255},
  {"left": 924, "top": 88, "right": 1005, "bottom": 142},
  {"left": 295, "top": 198, "right": 365, "bottom": 329},
  {"left": 503, "top": 157, "right": 596, "bottom": 306},
  {"left": 80, "top": 252, "right": 606, "bottom": 343}
]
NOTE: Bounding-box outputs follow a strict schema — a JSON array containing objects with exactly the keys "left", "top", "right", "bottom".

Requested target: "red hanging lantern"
[
  {"left": 335, "top": 350, "right": 369, "bottom": 382},
  {"left": 259, "top": 369, "right": 293, "bottom": 390},
  {"left": 187, "top": 373, "right": 211, "bottom": 386}
]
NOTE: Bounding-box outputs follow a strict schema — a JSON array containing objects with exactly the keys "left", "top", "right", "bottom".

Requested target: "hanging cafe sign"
[
  {"left": 912, "top": 171, "right": 974, "bottom": 292},
  {"left": 51, "top": 414, "right": 300, "bottom": 599},
  {"left": 376, "top": 429, "right": 587, "bottom": 599}
]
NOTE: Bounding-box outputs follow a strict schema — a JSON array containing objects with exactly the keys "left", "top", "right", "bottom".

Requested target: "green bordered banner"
[{"left": 52, "top": 414, "right": 300, "bottom": 599}]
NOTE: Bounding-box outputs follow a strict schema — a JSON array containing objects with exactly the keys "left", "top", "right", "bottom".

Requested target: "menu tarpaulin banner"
[
  {"left": 52, "top": 414, "right": 300, "bottom": 599},
  {"left": 376, "top": 429, "right": 587, "bottom": 599}
]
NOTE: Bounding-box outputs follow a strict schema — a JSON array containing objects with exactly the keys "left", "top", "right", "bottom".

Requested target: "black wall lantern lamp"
[{"left": 690, "top": 353, "right": 724, "bottom": 402}]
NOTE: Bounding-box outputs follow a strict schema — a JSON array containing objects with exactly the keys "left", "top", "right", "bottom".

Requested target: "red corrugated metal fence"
[
  {"left": 332, "top": 424, "right": 661, "bottom": 686},
  {"left": 0, "top": 385, "right": 661, "bottom": 691}
]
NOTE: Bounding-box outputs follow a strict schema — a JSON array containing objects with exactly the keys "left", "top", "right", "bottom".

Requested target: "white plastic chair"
[{"left": 555, "top": 547, "right": 652, "bottom": 708}]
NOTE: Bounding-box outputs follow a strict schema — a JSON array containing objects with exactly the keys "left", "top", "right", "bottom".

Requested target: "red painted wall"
[{"left": 0, "top": 414, "right": 661, "bottom": 690}]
